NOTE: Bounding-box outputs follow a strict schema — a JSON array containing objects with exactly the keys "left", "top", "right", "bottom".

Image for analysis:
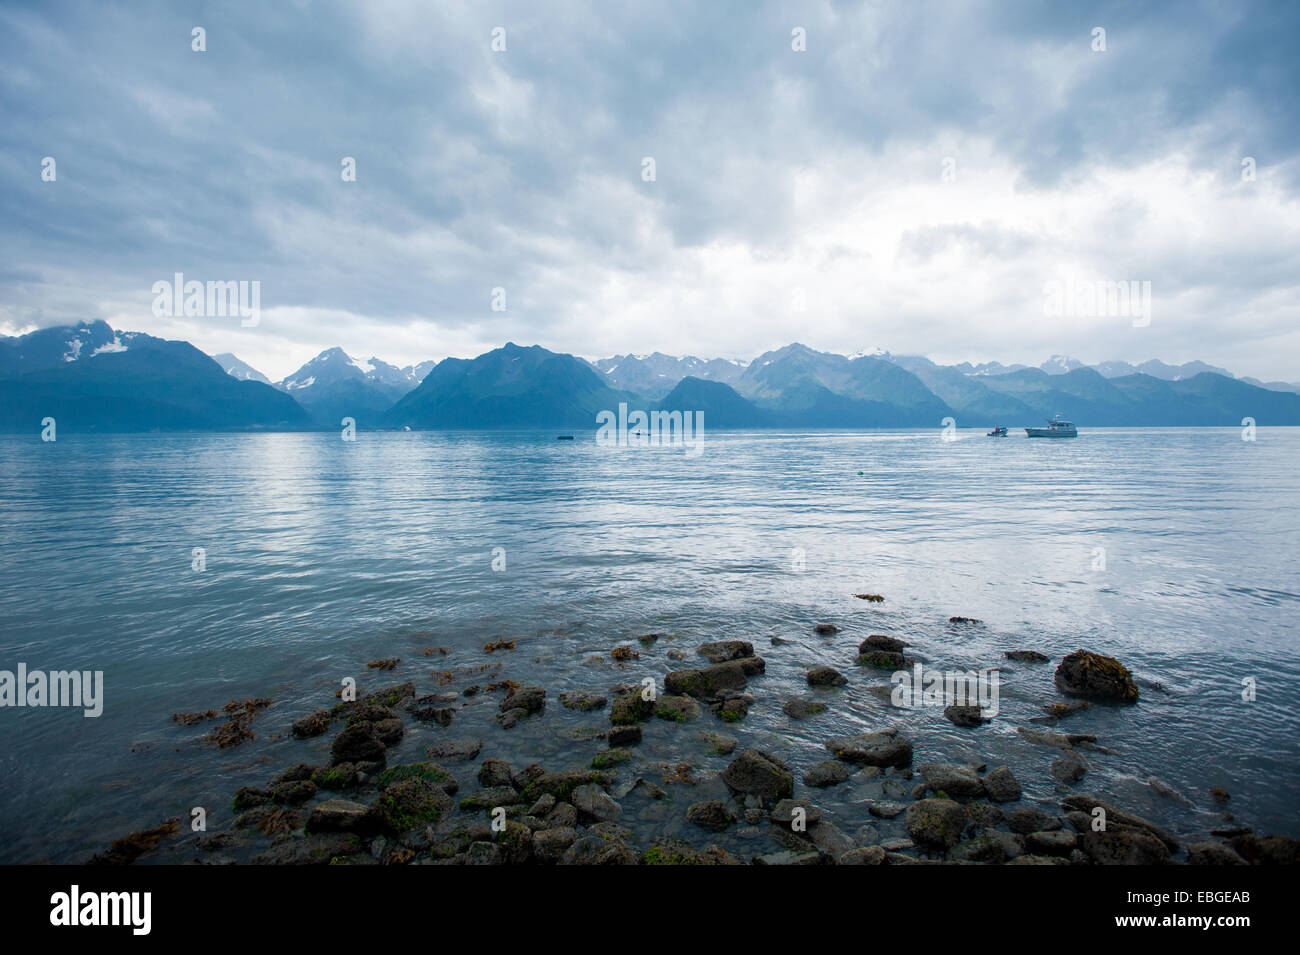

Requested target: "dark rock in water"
[
  {"left": 753, "top": 849, "right": 824, "bottom": 865},
  {"left": 721, "top": 749, "right": 795, "bottom": 802},
  {"left": 1007, "top": 808, "right": 1062, "bottom": 834},
  {"left": 532, "top": 827, "right": 578, "bottom": 862},
  {"left": 855, "top": 649, "right": 906, "bottom": 669},
  {"left": 477, "top": 759, "right": 514, "bottom": 788},
  {"left": 375, "top": 761, "right": 458, "bottom": 793},
  {"left": 610, "top": 690, "right": 656, "bottom": 725},
  {"left": 271, "top": 763, "right": 316, "bottom": 785},
  {"left": 571, "top": 784, "right": 623, "bottom": 823},
  {"left": 839, "top": 845, "right": 887, "bottom": 865},
  {"left": 943, "top": 704, "right": 989, "bottom": 727},
  {"left": 426, "top": 737, "right": 482, "bottom": 763},
  {"left": 496, "top": 708, "right": 528, "bottom": 729},
  {"left": 701, "top": 730, "right": 737, "bottom": 755},
  {"left": 1050, "top": 756, "right": 1088, "bottom": 785},
  {"left": 591, "top": 749, "right": 631, "bottom": 769},
  {"left": 714, "top": 697, "right": 750, "bottom": 723},
  {"left": 859, "top": 634, "right": 908, "bottom": 653},
  {"left": 1061, "top": 795, "right": 1180, "bottom": 851},
  {"left": 252, "top": 832, "right": 365, "bottom": 865},
  {"left": 783, "top": 698, "right": 827, "bottom": 719},
  {"left": 271, "top": 779, "right": 318, "bottom": 806},
  {"left": 331, "top": 723, "right": 385, "bottom": 766},
  {"left": 803, "top": 760, "right": 852, "bottom": 788},
  {"left": 500, "top": 684, "right": 546, "bottom": 716},
  {"left": 1226, "top": 833, "right": 1300, "bottom": 865},
  {"left": 917, "top": 763, "right": 986, "bottom": 799},
  {"left": 312, "top": 764, "right": 359, "bottom": 791},
  {"left": 1004, "top": 650, "right": 1050, "bottom": 663},
  {"left": 825, "top": 730, "right": 913, "bottom": 768},
  {"left": 654, "top": 694, "right": 701, "bottom": 723},
  {"left": 560, "top": 823, "right": 639, "bottom": 865},
  {"left": 807, "top": 666, "right": 848, "bottom": 687},
  {"left": 951, "top": 833, "right": 1008, "bottom": 863},
  {"left": 306, "top": 799, "right": 378, "bottom": 835},
  {"left": 904, "top": 798, "right": 968, "bottom": 849},
  {"left": 948, "top": 616, "right": 982, "bottom": 625},
  {"left": 291, "top": 710, "right": 330, "bottom": 738},
  {"left": 643, "top": 839, "right": 744, "bottom": 865},
  {"left": 771, "top": 798, "right": 822, "bottom": 827},
  {"left": 464, "top": 841, "right": 505, "bottom": 866},
  {"left": 686, "top": 800, "right": 736, "bottom": 832},
  {"left": 1078, "top": 828, "right": 1170, "bottom": 865},
  {"left": 1025, "top": 830, "right": 1077, "bottom": 856},
  {"left": 374, "top": 777, "right": 455, "bottom": 833},
  {"left": 813, "top": 624, "right": 840, "bottom": 635},
  {"left": 1053, "top": 649, "right": 1139, "bottom": 702},
  {"left": 866, "top": 801, "right": 908, "bottom": 819},
  {"left": 965, "top": 800, "right": 1005, "bottom": 829},
  {"left": 698, "top": 640, "right": 754, "bottom": 663},
  {"left": 232, "top": 786, "right": 270, "bottom": 811},
  {"left": 983, "top": 766, "right": 1023, "bottom": 803},
  {"left": 664, "top": 661, "right": 748, "bottom": 699},
  {"left": 608, "top": 724, "right": 642, "bottom": 747},
  {"left": 546, "top": 802, "right": 579, "bottom": 828},
  {"left": 519, "top": 770, "right": 616, "bottom": 804},
  {"left": 736, "top": 656, "right": 766, "bottom": 675},
  {"left": 361, "top": 682, "right": 416, "bottom": 708},
  {"left": 558, "top": 691, "right": 607, "bottom": 711},
  {"left": 410, "top": 704, "right": 455, "bottom": 725},
  {"left": 372, "top": 718, "right": 404, "bottom": 745},
  {"left": 1038, "top": 700, "right": 1091, "bottom": 721},
  {"left": 1185, "top": 841, "right": 1248, "bottom": 865}
]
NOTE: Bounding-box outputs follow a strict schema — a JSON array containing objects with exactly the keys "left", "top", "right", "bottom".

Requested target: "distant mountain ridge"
[{"left": 4, "top": 321, "right": 1297, "bottom": 431}]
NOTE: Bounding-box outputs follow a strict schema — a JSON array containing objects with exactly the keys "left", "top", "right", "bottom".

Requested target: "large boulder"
[
  {"left": 917, "top": 763, "right": 985, "bottom": 799},
  {"left": 1053, "top": 650, "right": 1139, "bottom": 703},
  {"left": 698, "top": 640, "right": 754, "bottom": 663},
  {"left": 720, "top": 749, "right": 794, "bottom": 802},
  {"left": 825, "top": 730, "right": 913, "bottom": 768},
  {"left": 904, "top": 798, "right": 968, "bottom": 850},
  {"left": 664, "top": 662, "right": 749, "bottom": 699}
]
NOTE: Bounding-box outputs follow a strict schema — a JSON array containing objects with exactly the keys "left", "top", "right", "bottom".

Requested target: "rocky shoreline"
[{"left": 91, "top": 629, "right": 1298, "bottom": 866}]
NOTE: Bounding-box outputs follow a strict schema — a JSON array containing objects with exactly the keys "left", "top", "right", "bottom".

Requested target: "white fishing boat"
[{"left": 1025, "top": 414, "right": 1077, "bottom": 438}]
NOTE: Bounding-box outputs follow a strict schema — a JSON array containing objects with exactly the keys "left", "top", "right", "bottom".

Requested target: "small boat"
[
  {"left": 1025, "top": 414, "right": 1077, "bottom": 438},
  {"left": 987, "top": 426, "right": 1008, "bottom": 437}
]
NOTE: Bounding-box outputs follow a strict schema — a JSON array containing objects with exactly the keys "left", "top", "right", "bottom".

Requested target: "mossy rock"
[
  {"left": 373, "top": 777, "right": 453, "bottom": 833},
  {"left": 610, "top": 691, "right": 656, "bottom": 726}
]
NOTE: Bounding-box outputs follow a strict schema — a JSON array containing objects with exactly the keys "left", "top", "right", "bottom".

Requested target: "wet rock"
[
  {"left": 701, "top": 730, "right": 737, "bottom": 755},
  {"left": 570, "top": 784, "right": 623, "bottom": 823},
  {"left": 477, "top": 759, "right": 514, "bottom": 788},
  {"left": 519, "top": 770, "right": 616, "bottom": 804},
  {"left": 608, "top": 724, "right": 642, "bottom": 747},
  {"left": 458, "top": 786, "right": 522, "bottom": 811},
  {"left": 771, "top": 799, "right": 822, "bottom": 827},
  {"left": 839, "top": 845, "right": 887, "bottom": 865},
  {"left": 375, "top": 761, "right": 458, "bottom": 794},
  {"left": 1004, "top": 650, "right": 1050, "bottom": 663},
  {"left": 943, "top": 704, "right": 989, "bottom": 727},
  {"left": 409, "top": 704, "right": 455, "bottom": 726},
  {"left": 917, "top": 763, "right": 986, "bottom": 799},
  {"left": 1078, "top": 829, "right": 1170, "bottom": 865},
  {"left": 331, "top": 723, "right": 385, "bottom": 766},
  {"left": 664, "top": 661, "right": 749, "bottom": 699},
  {"left": 500, "top": 684, "right": 545, "bottom": 716},
  {"left": 252, "top": 832, "right": 365, "bottom": 865},
  {"left": 1225, "top": 833, "right": 1299, "bottom": 865},
  {"left": 855, "top": 649, "right": 906, "bottom": 669},
  {"left": 782, "top": 698, "right": 827, "bottom": 719},
  {"left": 965, "top": 801, "right": 1005, "bottom": 829},
  {"left": 312, "top": 764, "right": 359, "bottom": 791},
  {"left": 628, "top": 778, "right": 668, "bottom": 800},
  {"left": 950, "top": 833, "right": 1007, "bottom": 864},
  {"left": 1007, "top": 808, "right": 1062, "bottom": 834},
  {"left": 291, "top": 710, "right": 330, "bottom": 739},
  {"left": 813, "top": 624, "right": 840, "bottom": 635},
  {"left": 1026, "top": 830, "right": 1077, "bottom": 856},
  {"left": 714, "top": 698, "right": 749, "bottom": 723},
  {"left": 807, "top": 666, "right": 848, "bottom": 687},
  {"left": 496, "top": 708, "right": 527, "bottom": 729},
  {"left": 1053, "top": 649, "right": 1139, "bottom": 703},
  {"left": 232, "top": 786, "right": 271, "bottom": 811},
  {"left": 904, "top": 799, "right": 967, "bottom": 850},
  {"left": 721, "top": 749, "right": 795, "bottom": 802},
  {"left": 1062, "top": 795, "right": 1180, "bottom": 852},
  {"left": 753, "top": 849, "right": 824, "bottom": 865},
  {"left": 1185, "top": 841, "right": 1248, "bottom": 865},
  {"left": 1017, "top": 726, "right": 1113, "bottom": 753},
  {"left": 527, "top": 793, "right": 556, "bottom": 817},
  {"left": 271, "top": 762, "right": 316, "bottom": 785},
  {"left": 546, "top": 802, "right": 579, "bottom": 828},
  {"left": 803, "top": 760, "right": 852, "bottom": 788},
  {"left": 1050, "top": 756, "right": 1088, "bottom": 785},
  {"left": 825, "top": 730, "right": 913, "bottom": 768},
  {"left": 984, "top": 766, "right": 1023, "bottom": 803},
  {"left": 808, "top": 821, "right": 856, "bottom": 861},
  {"left": 948, "top": 616, "right": 982, "bottom": 625},
  {"left": 271, "top": 779, "right": 318, "bottom": 806},
  {"left": 686, "top": 800, "right": 736, "bottom": 832},
  {"left": 654, "top": 694, "right": 701, "bottom": 723},
  {"left": 306, "top": 799, "right": 378, "bottom": 835},
  {"left": 558, "top": 691, "right": 607, "bottom": 712},
  {"left": 533, "top": 827, "right": 578, "bottom": 862},
  {"left": 866, "top": 801, "right": 908, "bottom": 819},
  {"left": 610, "top": 690, "right": 656, "bottom": 725},
  {"left": 643, "top": 839, "right": 744, "bottom": 865},
  {"left": 859, "top": 634, "right": 908, "bottom": 653},
  {"left": 736, "top": 656, "right": 766, "bottom": 675},
  {"left": 464, "top": 841, "right": 505, "bottom": 865},
  {"left": 361, "top": 682, "right": 416, "bottom": 708},
  {"left": 373, "top": 777, "right": 455, "bottom": 834},
  {"left": 560, "top": 823, "right": 639, "bottom": 865},
  {"left": 698, "top": 640, "right": 754, "bottom": 663},
  {"left": 1147, "top": 777, "right": 1192, "bottom": 806},
  {"left": 426, "top": 738, "right": 482, "bottom": 763}
]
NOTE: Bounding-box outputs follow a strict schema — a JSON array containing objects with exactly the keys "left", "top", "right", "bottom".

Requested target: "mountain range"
[{"left": 3, "top": 321, "right": 1298, "bottom": 432}]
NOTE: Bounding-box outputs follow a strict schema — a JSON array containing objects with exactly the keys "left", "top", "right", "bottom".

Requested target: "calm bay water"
[{"left": 1, "top": 428, "right": 1297, "bottom": 863}]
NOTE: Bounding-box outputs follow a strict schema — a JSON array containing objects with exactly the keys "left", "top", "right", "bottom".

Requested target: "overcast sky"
[{"left": 2, "top": 0, "right": 1298, "bottom": 381}]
